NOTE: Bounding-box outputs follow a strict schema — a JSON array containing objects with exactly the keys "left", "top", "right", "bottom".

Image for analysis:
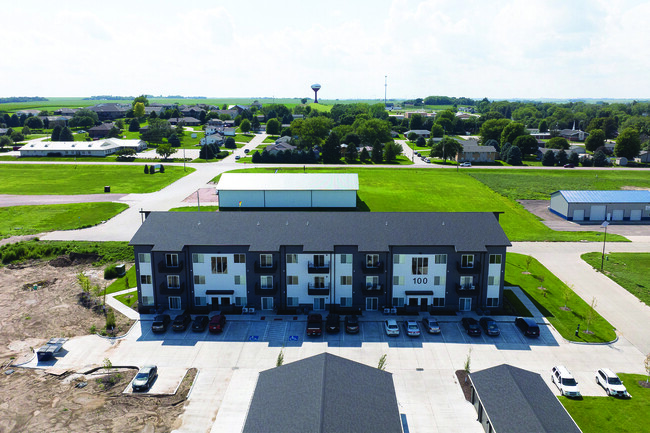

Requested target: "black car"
[
  {"left": 191, "top": 315, "right": 209, "bottom": 332},
  {"left": 461, "top": 317, "right": 481, "bottom": 336},
  {"left": 325, "top": 314, "right": 340, "bottom": 333},
  {"left": 479, "top": 317, "right": 500, "bottom": 336},
  {"left": 151, "top": 314, "right": 171, "bottom": 333},
  {"left": 515, "top": 317, "right": 540, "bottom": 338},
  {"left": 345, "top": 315, "right": 360, "bottom": 334},
  {"left": 172, "top": 311, "right": 191, "bottom": 331},
  {"left": 132, "top": 365, "right": 157, "bottom": 392}
]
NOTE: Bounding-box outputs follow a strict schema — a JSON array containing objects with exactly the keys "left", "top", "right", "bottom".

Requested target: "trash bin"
[{"left": 104, "top": 186, "right": 110, "bottom": 193}]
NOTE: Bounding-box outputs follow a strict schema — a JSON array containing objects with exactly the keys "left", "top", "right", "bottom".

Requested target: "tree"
[
  {"left": 0, "top": 135, "right": 13, "bottom": 149},
  {"left": 59, "top": 126, "right": 74, "bottom": 141},
  {"left": 240, "top": 118, "right": 251, "bottom": 133},
  {"left": 500, "top": 122, "right": 526, "bottom": 147},
  {"left": 251, "top": 117, "right": 260, "bottom": 131},
  {"left": 25, "top": 116, "right": 44, "bottom": 130},
  {"left": 585, "top": 129, "right": 605, "bottom": 152},
  {"left": 371, "top": 140, "right": 383, "bottom": 163},
  {"left": 513, "top": 134, "right": 539, "bottom": 155},
  {"left": 538, "top": 119, "right": 548, "bottom": 132},
  {"left": 585, "top": 297, "right": 598, "bottom": 334},
  {"left": 51, "top": 124, "right": 62, "bottom": 141},
  {"left": 407, "top": 131, "right": 417, "bottom": 141},
  {"left": 430, "top": 123, "right": 444, "bottom": 138},
  {"left": 21, "top": 126, "right": 31, "bottom": 136},
  {"left": 356, "top": 118, "right": 391, "bottom": 145},
  {"left": 132, "top": 95, "right": 149, "bottom": 107},
  {"left": 542, "top": 150, "right": 556, "bottom": 166},
  {"left": 415, "top": 136, "right": 426, "bottom": 147},
  {"left": 483, "top": 138, "right": 500, "bottom": 152},
  {"left": 144, "top": 164, "right": 149, "bottom": 174},
  {"left": 359, "top": 147, "right": 370, "bottom": 162},
  {"left": 594, "top": 150, "right": 609, "bottom": 167},
  {"left": 156, "top": 142, "right": 174, "bottom": 159},
  {"left": 378, "top": 354, "right": 387, "bottom": 371},
  {"left": 432, "top": 137, "right": 462, "bottom": 162},
  {"left": 134, "top": 102, "right": 146, "bottom": 118},
  {"left": 506, "top": 145, "right": 523, "bottom": 165},
  {"left": 140, "top": 118, "right": 172, "bottom": 144},
  {"left": 479, "top": 118, "right": 510, "bottom": 144},
  {"left": 199, "top": 144, "right": 215, "bottom": 160},
  {"left": 252, "top": 151, "right": 262, "bottom": 163},
  {"left": 345, "top": 143, "right": 358, "bottom": 163},
  {"left": 645, "top": 353, "right": 650, "bottom": 383},
  {"left": 69, "top": 109, "right": 99, "bottom": 129},
  {"left": 107, "top": 126, "right": 121, "bottom": 139},
  {"left": 266, "top": 118, "right": 281, "bottom": 135},
  {"left": 383, "top": 141, "right": 403, "bottom": 162},
  {"left": 168, "top": 133, "right": 181, "bottom": 147},
  {"left": 344, "top": 133, "right": 361, "bottom": 147},
  {"left": 129, "top": 118, "right": 140, "bottom": 132},
  {"left": 301, "top": 98, "right": 308, "bottom": 104},
  {"left": 499, "top": 142, "right": 512, "bottom": 161},
  {"left": 615, "top": 127, "right": 641, "bottom": 159},
  {"left": 556, "top": 149, "right": 568, "bottom": 166},
  {"left": 546, "top": 136, "right": 569, "bottom": 149},
  {"left": 409, "top": 113, "right": 424, "bottom": 130},
  {"left": 321, "top": 131, "right": 341, "bottom": 164},
  {"left": 568, "top": 151, "right": 580, "bottom": 166},
  {"left": 293, "top": 116, "right": 332, "bottom": 148},
  {"left": 224, "top": 137, "right": 236, "bottom": 149}
]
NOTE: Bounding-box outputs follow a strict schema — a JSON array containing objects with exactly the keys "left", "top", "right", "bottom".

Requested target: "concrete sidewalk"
[{"left": 106, "top": 287, "right": 140, "bottom": 320}]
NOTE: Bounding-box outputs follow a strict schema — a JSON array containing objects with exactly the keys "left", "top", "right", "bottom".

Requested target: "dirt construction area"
[{"left": 0, "top": 259, "right": 193, "bottom": 433}]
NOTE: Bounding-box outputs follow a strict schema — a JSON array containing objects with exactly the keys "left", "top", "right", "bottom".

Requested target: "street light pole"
[{"left": 600, "top": 221, "right": 609, "bottom": 271}]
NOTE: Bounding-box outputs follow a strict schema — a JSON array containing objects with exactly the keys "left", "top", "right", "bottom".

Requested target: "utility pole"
[{"left": 384, "top": 75, "right": 387, "bottom": 107}]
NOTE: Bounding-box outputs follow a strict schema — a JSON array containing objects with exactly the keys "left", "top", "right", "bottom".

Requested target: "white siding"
[
  {"left": 285, "top": 253, "right": 331, "bottom": 304},
  {"left": 218, "top": 190, "right": 265, "bottom": 208},
  {"left": 265, "top": 190, "right": 311, "bottom": 207},
  {"left": 192, "top": 254, "right": 247, "bottom": 302},
  {"left": 590, "top": 205, "right": 606, "bottom": 221},
  {"left": 138, "top": 254, "right": 154, "bottom": 298},
  {"left": 392, "top": 254, "right": 447, "bottom": 300},
  {"left": 487, "top": 262, "right": 501, "bottom": 299},
  {"left": 334, "top": 254, "right": 353, "bottom": 299},
  {"left": 312, "top": 191, "right": 356, "bottom": 208},
  {"left": 550, "top": 193, "right": 569, "bottom": 218}
]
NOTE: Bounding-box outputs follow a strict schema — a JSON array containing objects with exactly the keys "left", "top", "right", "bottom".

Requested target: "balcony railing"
[
  {"left": 254, "top": 282, "right": 278, "bottom": 295},
  {"left": 455, "top": 283, "right": 477, "bottom": 293},
  {"left": 158, "top": 282, "right": 186, "bottom": 295},
  {"left": 360, "top": 283, "right": 384, "bottom": 294},
  {"left": 361, "top": 261, "right": 384, "bottom": 274},
  {"left": 254, "top": 261, "right": 277, "bottom": 273},
  {"left": 308, "top": 261, "right": 330, "bottom": 274},
  {"left": 158, "top": 260, "right": 184, "bottom": 273},
  {"left": 307, "top": 283, "right": 330, "bottom": 296},
  {"left": 456, "top": 261, "right": 480, "bottom": 274}
]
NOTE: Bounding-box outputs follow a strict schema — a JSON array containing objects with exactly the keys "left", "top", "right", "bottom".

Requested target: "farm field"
[
  {"left": 581, "top": 252, "right": 650, "bottom": 306},
  {"left": 0, "top": 164, "right": 193, "bottom": 195}
]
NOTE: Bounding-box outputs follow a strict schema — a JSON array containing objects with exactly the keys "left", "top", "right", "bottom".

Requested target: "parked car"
[
  {"left": 345, "top": 315, "right": 360, "bottom": 334},
  {"left": 422, "top": 317, "right": 441, "bottom": 334},
  {"left": 151, "top": 314, "right": 171, "bottom": 333},
  {"left": 596, "top": 368, "right": 629, "bottom": 397},
  {"left": 208, "top": 314, "right": 226, "bottom": 333},
  {"left": 384, "top": 319, "right": 400, "bottom": 336},
  {"left": 132, "top": 365, "right": 158, "bottom": 392},
  {"left": 235, "top": 155, "right": 241, "bottom": 160},
  {"left": 563, "top": 163, "right": 575, "bottom": 168},
  {"left": 552, "top": 365, "right": 581, "bottom": 397},
  {"left": 460, "top": 162, "right": 472, "bottom": 167},
  {"left": 404, "top": 320, "right": 421, "bottom": 337},
  {"left": 325, "top": 314, "right": 340, "bottom": 333},
  {"left": 244, "top": 149, "right": 250, "bottom": 154},
  {"left": 172, "top": 311, "right": 191, "bottom": 332},
  {"left": 479, "top": 317, "right": 500, "bottom": 336},
  {"left": 515, "top": 317, "right": 540, "bottom": 338},
  {"left": 461, "top": 317, "right": 481, "bottom": 336},
  {"left": 191, "top": 315, "right": 209, "bottom": 332},
  {"left": 306, "top": 313, "right": 323, "bottom": 336}
]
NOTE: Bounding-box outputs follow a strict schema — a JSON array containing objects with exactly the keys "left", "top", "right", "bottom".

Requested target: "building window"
[
  {"left": 192, "top": 254, "right": 204, "bottom": 263},
  {"left": 287, "top": 276, "right": 299, "bottom": 285},
  {"left": 489, "top": 254, "right": 502, "bottom": 265},
  {"left": 366, "top": 254, "right": 379, "bottom": 267},
  {"left": 314, "top": 276, "right": 325, "bottom": 288},
  {"left": 486, "top": 297, "right": 499, "bottom": 307},
  {"left": 488, "top": 276, "right": 497, "bottom": 286},
  {"left": 433, "top": 275, "right": 445, "bottom": 286},
  {"left": 340, "top": 297, "right": 352, "bottom": 307},
  {"left": 234, "top": 254, "right": 246, "bottom": 263},
  {"left": 260, "top": 254, "right": 273, "bottom": 267},
  {"left": 314, "top": 298, "right": 325, "bottom": 310},
  {"left": 286, "top": 254, "right": 297, "bottom": 264},
  {"left": 432, "top": 297, "right": 445, "bottom": 307},
  {"left": 287, "top": 297, "right": 299, "bottom": 307},
  {"left": 194, "top": 275, "right": 206, "bottom": 285},
  {"left": 169, "top": 296, "right": 181, "bottom": 310},
  {"left": 434, "top": 254, "right": 447, "bottom": 264},
  {"left": 412, "top": 257, "right": 428, "bottom": 275},
  {"left": 460, "top": 276, "right": 474, "bottom": 290},
  {"left": 235, "top": 297, "right": 247, "bottom": 307},
  {"left": 140, "top": 275, "right": 152, "bottom": 285},
  {"left": 261, "top": 297, "right": 274, "bottom": 310},
  {"left": 141, "top": 296, "right": 154, "bottom": 306},
  {"left": 393, "top": 254, "right": 404, "bottom": 264},
  {"left": 340, "top": 276, "right": 352, "bottom": 285},
  {"left": 392, "top": 297, "right": 405, "bottom": 307},
  {"left": 366, "top": 276, "right": 379, "bottom": 288},
  {"left": 366, "top": 297, "right": 378, "bottom": 311},
  {"left": 393, "top": 276, "right": 404, "bottom": 286},
  {"left": 167, "top": 275, "right": 180, "bottom": 288},
  {"left": 195, "top": 296, "right": 207, "bottom": 306},
  {"left": 261, "top": 276, "right": 273, "bottom": 289},
  {"left": 340, "top": 254, "right": 352, "bottom": 264},
  {"left": 234, "top": 275, "right": 245, "bottom": 285},
  {"left": 212, "top": 257, "right": 227, "bottom": 274},
  {"left": 461, "top": 254, "right": 474, "bottom": 268},
  {"left": 166, "top": 254, "right": 179, "bottom": 267},
  {"left": 138, "top": 253, "right": 151, "bottom": 263},
  {"left": 313, "top": 254, "right": 326, "bottom": 267}
]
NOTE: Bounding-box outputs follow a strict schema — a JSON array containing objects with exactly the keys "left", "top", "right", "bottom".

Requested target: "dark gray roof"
[
  {"left": 129, "top": 211, "right": 510, "bottom": 252},
  {"left": 470, "top": 364, "right": 582, "bottom": 433},
  {"left": 242, "top": 353, "right": 402, "bottom": 433}
]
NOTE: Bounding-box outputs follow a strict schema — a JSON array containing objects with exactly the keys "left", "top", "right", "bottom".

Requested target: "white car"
[
  {"left": 404, "top": 320, "right": 420, "bottom": 337},
  {"left": 384, "top": 319, "right": 400, "bottom": 336},
  {"left": 596, "top": 368, "right": 629, "bottom": 397},
  {"left": 552, "top": 365, "right": 581, "bottom": 397},
  {"left": 460, "top": 162, "right": 472, "bottom": 167}
]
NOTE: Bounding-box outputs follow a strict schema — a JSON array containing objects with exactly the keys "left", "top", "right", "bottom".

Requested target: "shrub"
[
  {"left": 542, "top": 150, "right": 556, "bottom": 166},
  {"left": 105, "top": 310, "right": 116, "bottom": 330},
  {"left": 104, "top": 264, "right": 120, "bottom": 280},
  {"left": 159, "top": 164, "right": 165, "bottom": 173},
  {"left": 216, "top": 151, "right": 229, "bottom": 159},
  {"left": 144, "top": 164, "right": 149, "bottom": 174}
]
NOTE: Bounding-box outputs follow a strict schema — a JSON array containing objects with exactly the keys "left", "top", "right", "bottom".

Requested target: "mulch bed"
[{"left": 455, "top": 370, "right": 472, "bottom": 402}]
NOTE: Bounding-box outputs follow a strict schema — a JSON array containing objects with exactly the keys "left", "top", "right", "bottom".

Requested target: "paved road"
[{"left": 0, "top": 193, "right": 127, "bottom": 207}]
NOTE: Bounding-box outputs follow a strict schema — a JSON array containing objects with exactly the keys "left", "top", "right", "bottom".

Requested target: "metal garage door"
[
  {"left": 590, "top": 205, "right": 606, "bottom": 221},
  {"left": 572, "top": 209, "right": 584, "bottom": 221},
  {"left": 631, "top": 209, "right": 642, "bottom": 221},
  {"left": 612, "top": 210, "right": 624, "bottom": 221}
]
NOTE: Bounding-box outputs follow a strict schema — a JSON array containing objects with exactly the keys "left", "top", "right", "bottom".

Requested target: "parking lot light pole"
[{"left": 600, "top": 221, "right": 609, "bottom": 271}]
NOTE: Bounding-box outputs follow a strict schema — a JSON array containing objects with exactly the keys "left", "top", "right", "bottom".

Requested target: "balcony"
[
  {"left": 456, "top": 261, "right": 480, "bottom": 274},
  {"left": 308, "top": 261, "right": 330, "bottom": 274},
  {"left": 158, "top": 260, "right": 184, "bottom": 273},
  {"left": 455, "top": 283, "right": 477, "bottom": 294},
  {"left": 360, "top": 283, "right": 384, "bottom": 295},
  {"left": 307, "top": 283, "right": 330, "bottom": 296},
  {"left": 254, "top": 282, "right": 278, "bottom": 295},
  {"left": 361, "top": 261, "right": 384, "bottom": 274},
  {"left": 158, "top": 282, "right": 186, "bottom": 295},
  {"left": 254, "top": 261, "right": 277, "bottom": 273}
]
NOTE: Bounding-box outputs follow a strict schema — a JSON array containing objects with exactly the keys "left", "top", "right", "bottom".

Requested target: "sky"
[{"left": 2, "top": 0, "right": 650, "bottom": 100}]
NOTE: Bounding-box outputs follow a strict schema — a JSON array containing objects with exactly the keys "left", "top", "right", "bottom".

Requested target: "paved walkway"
[
  {"left": 105, "top": 287, "right": 140, "bottom": 320},
  {"left": 0, "top": 193, "right": 127, "bottom": 207}
]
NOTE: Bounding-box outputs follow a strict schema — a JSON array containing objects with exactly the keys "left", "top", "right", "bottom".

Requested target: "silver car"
[{"left": 422, "top": 317, "right": 441, "bottom": 334}]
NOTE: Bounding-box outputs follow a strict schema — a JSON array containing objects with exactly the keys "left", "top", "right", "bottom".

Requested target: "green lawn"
[
  {"left": 505, "top": 252, "right": 616, "bottom": 343},
  {"left": 0, "top": 164, "right": 193, "bottom": 194},
  {"left": 468, "top": 169, "right": 650, "bottom": 200},
  {"left": 115, "top": 291, "right": 138, "bottom": 309},
  {"left": 561, "top": 374, "right": 650, "bottom": 433},
  {"left": 262, "top": 136, "right": 279, "bottom": 143},
  {"left": 104, "top": 265, "right": 136, "bottom": 295},
  {"left": 581, "top": 252, "right": 650, "bottom": 306},
  {"left": 234, "top": 134, "right": 255, "bottom": 143},
  {"left": 169, "top": 205, "right": 219, "bottom": 212},
  {"left": 405, "top": 141, "right": 431, "bottom": 151},
  {"left": 0, "top": 203, "right": 128, "bottom": 239},
  {"left": 503, "top": 288, "right": 533, "bottom": 317}
]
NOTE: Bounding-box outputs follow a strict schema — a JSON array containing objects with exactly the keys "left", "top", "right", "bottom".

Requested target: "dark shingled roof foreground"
[
  {"left": 470, "top": 364, "right": 582, "bottom": 433},
  {"left": 129, "top": 211, "right": 510, "bottom": 253},
  {"left": 242, "top": 353, "right": 402, "bottom": 433}
]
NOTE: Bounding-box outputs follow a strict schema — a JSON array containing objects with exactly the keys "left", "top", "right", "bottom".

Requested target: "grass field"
[
  {"left": 104, "top": 265, "right": 136, "bottom": 295},
  {"left": 505, "top": 253, "right": 616, "bottom": 343},
  {"left": 581, "top": 252, "right": 650, "bottom": 306},
  {"left": 0, "top": 203, "right": 128, "bottom": 239},
  {"left": 115, "top": 291, "right": 138, "bottom": 309},
  {"left": 561, "top": 374, "right": 650, "bottom": 433},
  {"left": 469, "top": 169, "right": 650, "bottom": 200},
  {"left": 234, "top": 134, "right": 255, "bottom": 143},
  {"left": 0, "top": 164, "right": 193, "bottom": 194},
  {"left": 218, "top": 167, "right": 625, "bottom": 242},
  {"left": 169, "top": 206, "right": 219, "bottom": 212}
]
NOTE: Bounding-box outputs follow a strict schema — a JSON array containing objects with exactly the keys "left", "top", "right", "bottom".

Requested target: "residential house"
[
  {"left": 635, "top": 150, "right": 650, "bottom": 163},
  {"left": 168, "top": 117, "right": 200, "bottom": 126},
  {"left": 456, "top": 145, "right": 498, "bottom": 163},
  {"left": 200, "top": 133, "right": 224, "bottom": 146},
  {"left": 405, "top": 129, "right": 430, "bottom": 139},
  {"left": 53, "top": 108, "right": 78, "bottom": 116},
  {"left": 223, "top": 127, "right": 236, "bottom": 136},
  {"left": 559, "top": 129, "right": 589, "bottom": 142},
  {"left": 88, "top": 123, "right": 115, "bottom": 139},
  {"left": 88, "top": 103, "right": 130, "bottom": 120}
]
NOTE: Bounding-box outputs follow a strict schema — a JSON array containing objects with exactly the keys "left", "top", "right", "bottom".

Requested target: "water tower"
[{"left": 311, "top": 83, "right": 321, "bottom": 103}]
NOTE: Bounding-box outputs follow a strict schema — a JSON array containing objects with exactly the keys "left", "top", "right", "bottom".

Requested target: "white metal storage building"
[
  {"left": 550, "top": 190, "right": 650, "bottom": 222},
  {"left": 217, "top": 173, "right": 359, "bottom": 208}
]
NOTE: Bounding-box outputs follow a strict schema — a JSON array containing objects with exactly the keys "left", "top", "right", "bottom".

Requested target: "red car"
[
  {"left": 306, "top": 314, "right": 323, "bottom": 336},
  {"left": 209, "top": 314, "right": 226, "bottom": 333}
]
